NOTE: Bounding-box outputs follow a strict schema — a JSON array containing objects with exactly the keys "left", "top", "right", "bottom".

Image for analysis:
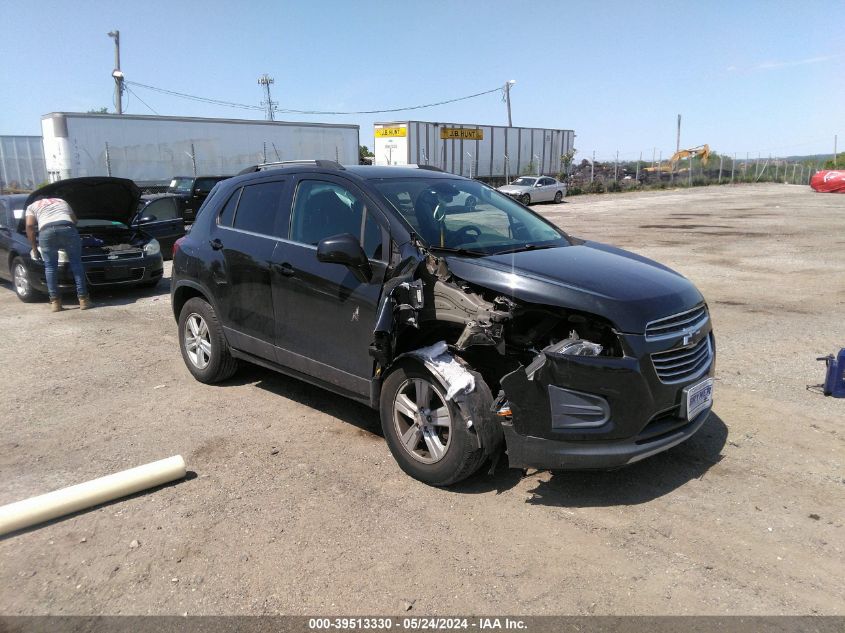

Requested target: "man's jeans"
[{"left": 39, "top": 224, "right": 87, "bottom": 300}]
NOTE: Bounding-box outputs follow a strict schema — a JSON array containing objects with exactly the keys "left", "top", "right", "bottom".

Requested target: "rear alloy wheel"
[
  {"left": 554, "top": 190, "right": 563, "bottom": 203},
  {"left": 520, "top": 193, "right": 531, "bottom": 206},
  {"left": 12, "top": 257, "right": 41, "bottom": 303},
  {"left": 178, "top": 297, "right": 238, "bottom": 383},
  {"left": 380, "top": 363, "right": 485, "bottom": 486}
]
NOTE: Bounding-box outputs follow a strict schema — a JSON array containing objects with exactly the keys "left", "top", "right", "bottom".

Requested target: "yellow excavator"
[
  {"left": 669, "top": 144, "right": 711, "bottom": 166},
  {"left": 643, "top": 144, "right": 711, "bottom": 174}
]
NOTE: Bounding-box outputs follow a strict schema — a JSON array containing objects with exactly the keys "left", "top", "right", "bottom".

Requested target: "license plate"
[
  {"left": 104, "top": 266, "right": 129, "bottom": 280},
  {"left": 685, "top": 378, "right": 714, "bottom": 421}
]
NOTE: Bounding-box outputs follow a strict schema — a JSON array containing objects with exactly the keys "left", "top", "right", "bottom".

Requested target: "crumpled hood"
[
  {"left": 25, "top": 177, "right": 141, "bottom": 225},
  {"left": 444, "top": 241, "right": 705, "bottom": 334}
]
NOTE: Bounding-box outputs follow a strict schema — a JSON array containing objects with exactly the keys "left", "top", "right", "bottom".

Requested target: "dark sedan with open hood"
[{"left": 0, "top": 177, "right": 176, "bottom": 302}]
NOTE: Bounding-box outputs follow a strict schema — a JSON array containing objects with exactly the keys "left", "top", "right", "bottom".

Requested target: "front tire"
[
  {"left": 12, "top": 257, "right": 42, "bottom": 303},
  {"left": 380, "top": 362, "right": 485, "bottom": 486},
  {"left": 520, "top": 193, "right": 531, "bottom": 206},
  {"left": 178, "top": 297, "right": 238, "bottom": 383}
]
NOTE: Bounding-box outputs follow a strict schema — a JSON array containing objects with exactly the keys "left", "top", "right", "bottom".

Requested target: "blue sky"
[{"left": 2, "top": 0, "right": 842, "bottom": 160}]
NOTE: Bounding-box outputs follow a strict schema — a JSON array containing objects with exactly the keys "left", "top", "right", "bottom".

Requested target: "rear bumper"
[{"left": 503, "top": 407, "right": 710, "bottom": 470}]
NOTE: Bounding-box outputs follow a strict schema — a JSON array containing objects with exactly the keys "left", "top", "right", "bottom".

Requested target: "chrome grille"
[
  {"left": 82, "top": 250, "right": 143, "bottom": 262},
  {"left": 651, "top": 336, "right": 712, "bottom": 384},
  {"left": 645, "top": 304, "right": 708, "bottom": 340}
]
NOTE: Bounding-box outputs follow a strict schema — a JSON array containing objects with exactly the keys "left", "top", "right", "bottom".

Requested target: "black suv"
[
  {"left": 167, "top": 176, "right": 230, "bottom": 223},
  {"left": 171, "top": 161, "right": 715, "bottom": 486}
]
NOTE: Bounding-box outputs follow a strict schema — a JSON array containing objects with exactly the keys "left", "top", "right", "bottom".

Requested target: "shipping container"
[
  {"left": 41, "top": 113, "right": 360, "bottom": 183},
  {"left": 0, "top": 136, "right": 46, "bottom": 191},
  {"left": 373, "top": 121, "right": 574, "bottom": 180}
]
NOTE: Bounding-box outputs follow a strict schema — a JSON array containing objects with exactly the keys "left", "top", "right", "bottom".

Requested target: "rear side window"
[
  {"left": 233, "top": 181, "right": 286, "bottom": 236},
  {"left": 217, "top": 189, "right": 241, "bottom": 227}
]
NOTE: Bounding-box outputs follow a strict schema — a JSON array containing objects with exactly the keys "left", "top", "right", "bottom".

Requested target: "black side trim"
[{"left": 229, "top": 348, "right": 374, "bottom": 408}]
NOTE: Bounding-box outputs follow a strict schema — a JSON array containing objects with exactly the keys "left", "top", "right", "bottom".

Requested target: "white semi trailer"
[
  {"left": 373, "top": 120, "right": 574, "bottom": 180},
  {"left": 41, "top": 113, "right": 360, "bottom": 182}
]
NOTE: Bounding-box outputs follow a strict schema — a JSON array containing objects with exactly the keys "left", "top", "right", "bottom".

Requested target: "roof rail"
[
  {"left": 411, "top": 164, "right": 444, "bottom": 172},
  {"left": 237, "top": 159, "right": 345, "bottom": 175}
]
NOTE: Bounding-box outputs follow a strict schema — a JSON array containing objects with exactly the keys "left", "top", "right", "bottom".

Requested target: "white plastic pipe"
[{"left": 0, "top": 455, "right": 186, "bottom": 536}]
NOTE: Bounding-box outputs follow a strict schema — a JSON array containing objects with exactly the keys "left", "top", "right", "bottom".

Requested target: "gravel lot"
[{"left": 0, "top": 183, "right": 842, "bottom": 615}]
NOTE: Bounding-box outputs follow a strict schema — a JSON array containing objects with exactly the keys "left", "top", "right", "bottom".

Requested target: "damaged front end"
[{"left": 370, "top": 243, "right": 716, "bottom": 474}]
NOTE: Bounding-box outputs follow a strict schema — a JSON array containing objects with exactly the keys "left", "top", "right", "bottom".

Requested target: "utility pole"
[
  {"left": 636, "top": 151, "right": 641, "bottom": 181},
  {"left": 107, "top": 30, "right": 124, "bottom": 114},
  {"left": 258, "top": 74, "right": 277, "bottom": 121},
  {"left": 671, "top": 114, "right": 681, "bottom": 185},
  {"left": 614, "top": 150, "right": 619, "bottom": 181},
  {"left": 504, "top": 80, "right": 516, "bottom": 127},
  {"left": 590, "top": 151, "right": 595, "bottom": 183},
  {"left": 835, "top": 135, "right": 838, "bottom": 166}
]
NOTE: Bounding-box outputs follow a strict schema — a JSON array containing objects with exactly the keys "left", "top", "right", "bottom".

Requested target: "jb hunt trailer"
[
  {"left": 41, "top": 113, "right": 360, "bottom": 182},
  {"left": 373, "top": 121, "right": 574, "bottom": 180}
]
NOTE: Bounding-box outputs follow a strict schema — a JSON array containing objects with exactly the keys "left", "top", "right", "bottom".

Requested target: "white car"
[{"left": 497, "top": 176, "right": 566, "bottom": 205}]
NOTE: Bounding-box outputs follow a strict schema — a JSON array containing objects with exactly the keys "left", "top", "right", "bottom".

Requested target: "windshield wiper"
[
  {"left": 494, "top": 244, "right": 560, "bottom": 255},
  {"left": 427, "top": 245, "right": 486, "bottom": 257}
]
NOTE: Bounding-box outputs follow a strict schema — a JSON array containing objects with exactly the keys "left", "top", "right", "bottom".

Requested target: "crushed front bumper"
[
  {"left": 502, "top": 407, "right": 711, "bottom": 470},
  {"left": 500, "top": 328, "right": 715, "bottom": 470}
]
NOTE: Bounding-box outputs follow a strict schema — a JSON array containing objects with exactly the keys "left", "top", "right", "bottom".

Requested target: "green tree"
[
  {"left": 359, "top": 145, "right": 374, "bottom": 160},
  {"left": 823, "top": 153, "right": 845, "bottom": 169},
  {"left": 87, "top": 107, "right": 109, "bottom": 114}
]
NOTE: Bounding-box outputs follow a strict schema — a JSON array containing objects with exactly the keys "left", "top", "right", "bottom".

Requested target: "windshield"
[
  {"left": 168, "top": 178, "right": 193, "bottom": 193},
  {"left": 511, "top": 177, "right": 536, "bottom": 186},
  {"left": 371, "top": 178, "right": 568, "bottom": 254}
]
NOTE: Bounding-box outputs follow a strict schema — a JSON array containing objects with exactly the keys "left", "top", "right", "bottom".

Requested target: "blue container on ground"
[{"left": 819, "top": 348, "right": 845, "bottom": 397}]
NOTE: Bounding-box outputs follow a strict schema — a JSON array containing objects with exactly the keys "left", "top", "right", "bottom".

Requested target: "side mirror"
[
  {"left": 138, "top": 215, "right": 157, "bottom": 223},
  {"left": 534, "top": 182, "right": 543, "bottom": 188},
  {"left": 316, "top": 233, "right": 372, "bottom": 283}
]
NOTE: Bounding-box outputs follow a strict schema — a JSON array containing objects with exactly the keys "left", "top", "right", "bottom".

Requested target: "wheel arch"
[{"left": 172, "top": 280, "right": 216, "bottom": 321}]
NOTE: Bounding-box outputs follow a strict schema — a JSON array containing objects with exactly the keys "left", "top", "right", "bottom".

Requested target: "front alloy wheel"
[
  {"left": 520, "top": 193, "right": 531, "bottom": 205},
  {"left": 12, "top": 257, "right": 40, "bottom": 303},
  {"left": 393, "top": 378, "right": 453, "bottom": 464},
  {"left": 380, "top": 363, "right": 485, "bottom": 486}
]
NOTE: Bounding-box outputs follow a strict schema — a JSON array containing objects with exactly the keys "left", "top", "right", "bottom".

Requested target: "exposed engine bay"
[
  {"left": 78, "top": 226, "right": 147, "bottom": 259},
  {"left": 370, "top": 245, "right": 624, "bottom": 466}
]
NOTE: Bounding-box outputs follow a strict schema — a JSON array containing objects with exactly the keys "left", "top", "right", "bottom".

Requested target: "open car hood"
[{"left": 25, "top": 177, "right": 141, "bottom": 225}]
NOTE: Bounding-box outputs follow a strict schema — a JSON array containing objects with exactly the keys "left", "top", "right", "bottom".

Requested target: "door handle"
[
  {"left": 210, "top": 238, "right": 224, "bottom": 250},
  {"left": 274, "top": 262, "right": 295, "bottom": 277}
]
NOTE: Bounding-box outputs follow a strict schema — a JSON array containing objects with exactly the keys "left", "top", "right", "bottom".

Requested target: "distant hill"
[{"left": 782, "top": 153, "right": 835, "bottom": 162}]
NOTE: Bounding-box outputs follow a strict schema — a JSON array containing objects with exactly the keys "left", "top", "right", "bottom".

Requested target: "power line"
[
  {"left": 125, "top": 81, "right": 263, "bottom": 111},
  {"left": 124, "top": 85, "right": 159, "bottom": 115},
  {"left": 125, "top": 80, "right": 506, "bottom": 116}
]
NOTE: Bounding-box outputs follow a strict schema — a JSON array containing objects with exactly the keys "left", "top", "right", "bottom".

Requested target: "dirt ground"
[{"left": 0, "top": 183, "right": 842, "bottom": 616}]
